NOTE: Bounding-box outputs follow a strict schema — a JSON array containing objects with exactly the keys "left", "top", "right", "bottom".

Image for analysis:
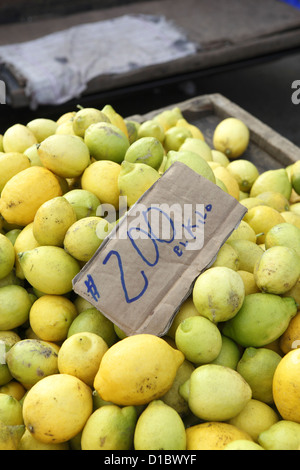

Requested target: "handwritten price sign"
[{"left": 73, "top": 162, "right": 247, "bottom": 336}]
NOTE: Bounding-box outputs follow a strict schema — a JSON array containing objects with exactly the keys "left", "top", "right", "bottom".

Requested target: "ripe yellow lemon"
[
  {"left": 250, "top": 168, "right": 292, "bottom": 200},
  {"left": 257, "top": 191, "right": 290, "bottom": 212},
  {"left": 23, "top": 374, "right": 93, "bottom": 444},
  {"left": 213, "top": 165, "right": 240, "bottom": 199},
  {"left": 179, "top": 137, "right": 213, "bottom": 161},
  {"left": 176, "top": 118, "right": 205, "bottom": 140},
  {"left": 273, "top": 348, "right": 300, "bottom": 422},
  {"left": 226, "top": 159, "right": 259, "bottom": 192},
  {"left": 0, "top": 152, "right": 31, "bottom": 193},
  {"left": 72, "top": 107, "right": 110, "bottom": 138},
  {"left": 33, "top": 196, "right": 77, "bottom": 246},
  {"left": 101, "top": 104, "right": 129, "bottom": 138},
  {"left": 93, "top": 334, "right": 184, "bottom": 406},
  {"left": 279, "top": 311, "right": 300, "bottom": 354},
  {"left": 29, "top": 294, "right": 78, "bottom": 342},
  {"left": 14, "top": 222, "right": 40, "bottom": 279},
  {"left": 27, "top": 118, "right": 58, "bottom": 142},
  {"left": 18, "top": 429, "right": 70, "bottom": 450},
  {"left": 167, "top": 297, "right": 201, "bottom": 340},
  {"left": 211, "top": 149, "right": 230, "bottom": 166},
  {"left": 81, "top": 160, "right": 121, "bottom": 209},
  {"left": 227, "top": 220, "right": 257, "bottom": 243},
  {"left": 3, "top": 123, "right": 37, "bottom": 153},
  {"left": 213, "top": 117, "right": 250, "bottom": 159},
  {"left": 58, "top": 332, "right": 108, "bottom": 387},
  {"left": 281, "top": 210, "right": 300, "bottom": 229},
  {"left": 38, "top": 134, "right": 90, "bottom": 178},
  {"left": 153, "top": 107, "right": 183, "bottom": 131},
  {"left": 0, "top": 166, "right": 62, "bottom": 226},
  {"left": 243, "top": 205, "right": 285, "bottom": 244},
  {"left": 186, "top": 422, "right": 253, "bottom": 450}
]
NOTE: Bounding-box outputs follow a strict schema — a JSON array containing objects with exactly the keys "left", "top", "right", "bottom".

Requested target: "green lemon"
[
  {"left": 124, "top": 136, "right": 164, "bottom": 170},
  {"left": 258, "top": 420, "right": 300, "bottom": 450},
  {"left": 226, "top": 159, "right": 259, "bottom": 192},
  {"left": 0, "top": 234, "right": 15, "bottom": 280},
  {"left": 264, "top": 222, "right": 300, "bottom": 257},
  {"left": 0, "top": 285, "right": 32, "bottom": 330},
  {"left": 250, "top": 168, "right": 292, "bottom": 200},
  {"left": 63, "top": 189, "right": 101, "bottom": 220},
  {"left": 210, "top": 335, "right": 241, "bottom": 369},
  {"left": 84, "top": 122, "right": 129, "bottom": 163}
]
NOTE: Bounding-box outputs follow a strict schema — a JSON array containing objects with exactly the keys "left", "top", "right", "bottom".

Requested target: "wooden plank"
[{"left": 127, "top": 93, "right": 300, "bottom": 172}]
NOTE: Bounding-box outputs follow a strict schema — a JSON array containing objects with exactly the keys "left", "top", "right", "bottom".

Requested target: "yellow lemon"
[
  {"left": 0, "top": 393, "right": 23, "bottom": 426},
  {"left": 250, "top": 168, "right": 292, "bottom": 200},
  {"left": 226, "top": 159, "right": 259, "bottom": 192},
  {"left": 273, "top": 348, "right": 300, "bottom": 422},
  {"left": 81, "top": 160, "right": 121, "bottom": 209},
  {"left": 243, "top": 205, "right": 285, "bottom": 244},
  {"left": 56, "top": 111, "right": 76, "bottom": 126},
  {"left": 167, "top": 297, "right": 201, "bottom": 340},
  {"left": 58, "top": 332, "right": 108, "bottom": 387},
  {"left": 29, "top": 294, "right": 78, "bottom": 342},
  {"left": 290, "top": 201, "right": 300, "bottom": 215},
  {"left": 118, "top": 161, "right": 160, "bottom": 207},
  {"left": 237, "top": 270, "right": 260, "bottom": 295},
  {"left": 163, "top": 126, "right": 192, "bottom": 152},
  {"left": 55, "top": 119, "right": 77, "bottom": 136},
  {"left": 186, "top": 422, "right": 253, "bottom": 450},
  {"left": 23, "top": 144, "right": 42, "bottom": 166},
  {"left": 239, "top": 196, "right": 268, "bottom": 211},
  {"left": 0, "top": 233, "right": 15, "bottom": 279},
  {"left": 18, "top": 428, "right": 70, "bottom": 450},
  {"left": 211, "top": 243, "right": 239, "bottom": 271},
  {"left": 279, "top": 310, "right": 300, "bottom": 354},
  {"left": 258, "top": 420, "right": 300, "bottom": 450},
  {"left": 38, "top": 134, "right": 90, "bottom": 178},
  {"left": 213, "top": 117, "right": 250, "bottom": 159},
  {"left": 179, "top": 137, "right": 212, "bottom": 161},
  {"left": 137, "top": 119, "right": 165, "bottom": 142},
  {"left": 226, "top": 219, "right": 257, "bottom": 243},
  {"left": 0, "top": 166, "right": 62, "bottom": 226},
  {"left": 27, "top": 118, "right": 58, "bottom": 142},
  {"left": 93, "top": 334, "right": 184, "bottom": 406},
  {"left": 224, "top": 440, "right": 264, "bottom": 450},
  {"left": 101, "top": 104, "right": 129, "bottom": 138},
  {"left": 213, "top": 165, "right": 240, "bottom": 199},
  {"left": 0, "top": 381, "right": 26, "bottom": 401},
  {"left": 0, "top": 152, "right": 31, "bottom": 193},
  {"left": 257, "top": 191, "right": 290, "bottom": 212},
  {"left": 211, "top": 149, "right": 230, "bottom": 166},
  {"left": 291, "top": 160, "right": 300, "bottom": 195},
  {"left": 72, "top": 107, "right": 110, "bottom": 138},
  {"left": 228, "top": 398, "right": 279, "bottom": 442},
  {"left": 281, "top": 210, "right": 300, "bottom": 229},
  {"left": 14, "top": 222, "right": 40, "bottom": 279},
  {"left": 33, "top": 196, "right": 77, "bottom": 246},
  {"left": 153, "top": 107, "right": 183, "bottom": 131},
  {"left": 176, "top": 118, "right": 205, "bottom": 140},
  {"left": 0, "top": 421, "right": 25, "bottom": 450},
  {"left": 3, "top": 124, "right": 37, "bottom": 153},
  {"left": 18, "top": 246, "right": 81, "bottom": 295},
  {"left": 23, "top": 374, "right": 93, "bottom": 444},
  {"left": 0, "top": 134, "right": 3, "bottom": 151}
]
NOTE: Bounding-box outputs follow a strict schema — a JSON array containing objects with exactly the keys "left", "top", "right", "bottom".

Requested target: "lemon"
[
  {"left": 210, "top": 334, "right": 241, "bottom": 369},
  {"left": 186, "top": 421, "right": 253, "bottom": 450},
  {"left": 93, "top": 334, "right": 184, "bottom": 406},
  {"left": 6, "top": 339, "right": 59, "bottom": 389},
  {"left": 211, "top": 149, "right": 230, "bottom": 166},
  {"left": 243, "top": 205, "right": 285, "bottom": 244},
  {"left": 18, "top": 429, "right": 70, "bottom": 450},
  {"left": 124, "top": 136, "right": 165, "bottom": 170},
  {"left": 226, "top": 159, "right": 259, "bottom": 192},
  {"left": 228, "top": 398, "right": 279, "bottom": 442},
  {"left": 29, "top": 294, "right": 78, "bottom": 342},
  {"left": 38, "top": 134, "right": 90, "bottom": 178},
  {"left": 134, "top": 400, "right": 186, "bottom": 450},
  {"left": 68, "top": 307, "right": 117, "bottom": 347},
  {"left": 101, "top": 104, "right": 129, "bottom": 138},
  {"left": 0, "top": 393, "right": 23, "bottom": 425},
  {"left": 64, "top": 216, "right": 113, "bottom": 262},
  {"left": 18, "top": 246, "right": 81, "bottom": 295},
  {"left": 0, "top": 330, "right": 21, "bottom": 347},
  {"left": 160, "top": 360, "right": 195, "bottom": 417},
  {"left": 0, "top": 134, "right": 3, "bottom": 151},
  {"left": 81, "top": 404, "right": 137, "bottom": 450},
  {"left": 222, "top": 293, "right": 297, "bottom": 349},
  {"left": 165, "top": 150, "right": 215, "bottom": 183},
  {"left": 281, "top": 210, "right": 300, "bottom": 229},
  {"left": 176, "top": 118, "right": 205, "bottom": 140},
  {"left": 55, "top": 119, "right": 77, "bottom": 136},
  {"left": 179, "top": 137, "right": 212, "bottom": 161},
  {"left": 0, "top": 421, "right": 25, "bottom": 450},
  {"left": 14, "top": 222, "right": 40, "bottom": 279},
  {"left": 223, "top": 440, "right": 264, "bottom": 450},
  {"left": 192, "top": 267, "right": 245, "bottom": 323},
  {"left": 258, "top": 420, "right": 300, "bottom": 450},
  {"left": 236, "top": 347, "right": 282, "bottom": 404},
  {"left": 239, "top": 196, "right": 268, "bottom": 211},
  {"left": 73, "top": 295, "right": 93, "bottom": 313},
  {"left": 72, "top": 107, "right": 110, "bottom": 137},
  {"left": 239, "top": 189, "right": 249, "bottom": 200},
  {"left": 257, "top": 190, "right": 290, "bottom": 212},
  {"left": 27, "top": 118, "right": 58, "bottom": 142},
  {"left": 58, "top": 332, "right": 108, "bottom": 387},
  {"left": 290, "top": 201, "right": 300, "bottom": 215},
  {"left": 5, "top": 228, "right": 21, "bottom": 246},
  {"left": 0, "top": 233, "right": 15, "bottom": 279},
  {"left": 250, "top": 168, "right": 292, "bottom": 200},
  {"left": 81, "top": 160, "right": 121, "bottom": 209},
  {"left": 227, "top": 240, "right": 263, "bottom": 273},
  {"left": 213, "top": 117, "right": 250, "bottom": 159},
  {"left": 137, "top": 119, "right": 165, "bottom": 142},
  {"left": 56, "top": 111, "right": 76, "bottom": 126},
  {"left": 2, "top": 124, "right": 37, "bottom": 153},
  {"left": 227, "top": 220, "right": 257, "bottom": 243},
  {"left": 254, "top": 245, "right": 300, "bottom": 294},
  {"left": 84, "top": 121, "right": 129, "bottom": 163},
  {"left": 175, "top": 315, "right": 222, "bottom": 364},
  {"left": 0, "top": 152, "right": 31, "bottom": 193},
  {"left": 0, "top": 381, "right": 26, "bottom": 401},
  {"left": 167, "top": 297, "right": 201, "bottom": 340},
  {"left": 63, "top": 189, "right": 101, "bottom": 220},
  {"left": 272, "top": 348, "right": 300, "bottom": 422},
  {"left": 211, "top": 243, "right": 239, "bottom": 270},
  {"left": 32, "top": 196, "right": 77, "bottom": 247},
  {"left": 125, "top": 119, "right": 140, "bottom": 144},
  {"left": 264, "top": 222, "right": 300, "bottom": 257},
  {"left": 237, "top": 270, "right": 260, "bottom": 295},
  {"left": 279, "top": 311, "right": 300, "bottom": 354},
  {"left": 153, "top": 107, "right": 183, "bottom": 131},
  {"left": 291, "top": 160, "right": 300, "bottom": 195},
  {"left": 0, "top": 285, "right": 32, "bottom": 330},
  {"left": 213, "top": 165, "right": 240, "bottom": 199},
  {"left": 118, "top": 161, "right": 160, "bottom": 207},
  {"left": 0, "top": 166, "right": 62, "bottom": 226},
  {"left": 23, "top": 373, "right": 93, "bottom": 444},
  {"left": 182, "top": 364, "right": 252, "bottom": 421}
]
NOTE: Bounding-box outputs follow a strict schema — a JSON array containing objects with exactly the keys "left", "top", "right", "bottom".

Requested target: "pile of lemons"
[{"left": 1, "top": 103, "right": 300, "bottom": 450}]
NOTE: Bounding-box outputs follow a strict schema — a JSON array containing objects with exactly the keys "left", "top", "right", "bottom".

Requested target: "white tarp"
[{"left": 0, "top": 14, "right": 197, "bottom": 108}]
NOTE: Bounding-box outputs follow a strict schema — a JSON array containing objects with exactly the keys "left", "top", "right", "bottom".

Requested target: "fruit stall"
[{"left": 1, "top": 0, "right": 300, "bottom": 454}]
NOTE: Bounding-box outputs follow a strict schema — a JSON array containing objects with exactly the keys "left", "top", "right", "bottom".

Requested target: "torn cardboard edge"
[{"left": 73, "top": 162, "right": 247, "bottom": 337}]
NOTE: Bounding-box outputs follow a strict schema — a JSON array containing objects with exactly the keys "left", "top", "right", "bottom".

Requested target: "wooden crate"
[{"left": 128, "top": 93, "right": 300, "bottom": 173}]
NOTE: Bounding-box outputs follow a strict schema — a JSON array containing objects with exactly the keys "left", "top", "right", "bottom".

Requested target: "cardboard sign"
[{"left": 72, "top": 162, "right": 247, "bottom": 337}]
